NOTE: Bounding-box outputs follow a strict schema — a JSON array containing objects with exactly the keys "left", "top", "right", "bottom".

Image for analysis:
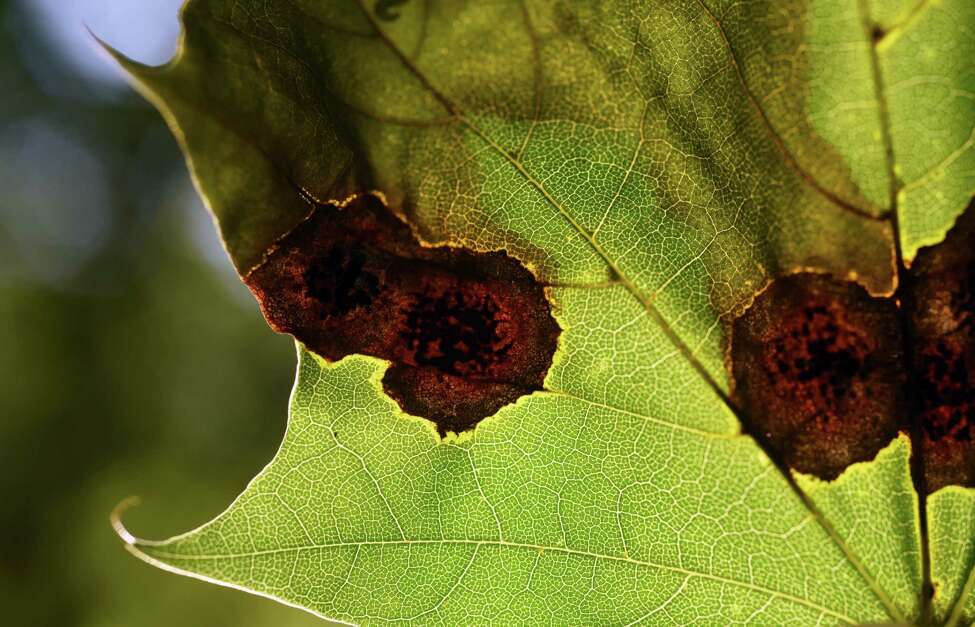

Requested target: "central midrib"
[{"left": 858, "top": 0, "right": 936, "bottom": 622}]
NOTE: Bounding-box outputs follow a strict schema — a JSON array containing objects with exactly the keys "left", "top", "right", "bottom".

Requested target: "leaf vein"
[{"left": 137, "top": 538, "right": 857, "bottom": 623}]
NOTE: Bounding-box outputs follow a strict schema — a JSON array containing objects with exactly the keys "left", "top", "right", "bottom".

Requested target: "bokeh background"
[{"left": 0, "top": 1, "right": 322, "bottom": 624}]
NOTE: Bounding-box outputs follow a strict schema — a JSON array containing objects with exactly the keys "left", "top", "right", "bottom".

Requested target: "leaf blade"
[
  {"left": 110, "top": 0, "right": 975, "bottom": 623},
  {"left": 878, "top": 0, "right": 975, "bottom": 259},
  {"left": 125, "top": 348, "right": 891, "bottom": 624}
]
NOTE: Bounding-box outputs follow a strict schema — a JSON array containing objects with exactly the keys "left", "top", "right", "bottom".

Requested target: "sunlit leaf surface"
[{"left": 113, "top": 1, "right": 975, "bottom": 624}]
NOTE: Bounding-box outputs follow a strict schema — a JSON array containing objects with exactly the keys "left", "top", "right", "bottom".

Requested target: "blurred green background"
[{"left": 0, "top": 1, "right": 323, "bottom": 624}]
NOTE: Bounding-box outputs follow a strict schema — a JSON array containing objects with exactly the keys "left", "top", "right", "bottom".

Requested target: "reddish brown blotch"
[
  {"left": 245, "top": 194, "right": 560, "bottom": 435},
  {"left": 910, "top": 205, "right": 975, "bottom": 492},
  {"left": 731, "top": 273, "right": 905, "bottom": 480},
  {"left": 730, "top": 203, "right": 975, "bottom": 490}
]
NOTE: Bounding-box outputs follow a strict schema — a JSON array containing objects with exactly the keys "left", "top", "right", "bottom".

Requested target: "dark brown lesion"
[
  {"left": 909, "top": 204, "right": 975, "bottom": 492},
  {"left": 729, "top": 202, "right": 975, "bottom": 490},
  {"left": 402, "top": 289, "right": 511, "bottom": 375},
  {"left": 302, "top": 244, "right": 381, "bottom": 316},
  {"left": 730, "top": 273, "right": 905, "bottom": 480},
  {"left": 245, "top": 194, "right": 560, "bottom": 435}
]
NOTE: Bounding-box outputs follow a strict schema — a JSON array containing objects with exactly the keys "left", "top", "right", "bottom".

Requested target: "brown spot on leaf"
[
  {"left": 909, "top": 204, "right": 975, "bottom": 491},
  {"left": 731, "top": 273, "right": 904, "bottom": 479},
  {"left": 245, "top": 194, "right": 560, "bottom": 435}
]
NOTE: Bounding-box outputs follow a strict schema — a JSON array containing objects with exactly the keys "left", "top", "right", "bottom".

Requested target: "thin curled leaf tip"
[{"left": 110, "top": 495, "right": 142, "bottom": 545}]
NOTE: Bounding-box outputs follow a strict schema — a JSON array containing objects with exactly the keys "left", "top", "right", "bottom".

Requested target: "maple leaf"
[{"left": 108, "top": 1, "right": 975, "bottom": 624}]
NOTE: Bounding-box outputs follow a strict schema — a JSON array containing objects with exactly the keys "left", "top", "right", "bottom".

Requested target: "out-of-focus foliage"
[{"left": 0, "top": 1, "right": 320, "bottom": 625}]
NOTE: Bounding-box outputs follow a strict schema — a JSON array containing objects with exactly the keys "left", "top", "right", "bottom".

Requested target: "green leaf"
[
  {"left": 110, "top": 0, "right": 975, "bottom": 624},
  {"left": 930, "top": 488, "right": 975, "bottom": 624},
  {"left": 129, "top": 347, "right": 893, "bottom": 624},
  {"left": 877, "top": 0, "right": 975, "bottom": 260},
  {"left": 794, "top": 435, "right": 923, "bottom": 620}
]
